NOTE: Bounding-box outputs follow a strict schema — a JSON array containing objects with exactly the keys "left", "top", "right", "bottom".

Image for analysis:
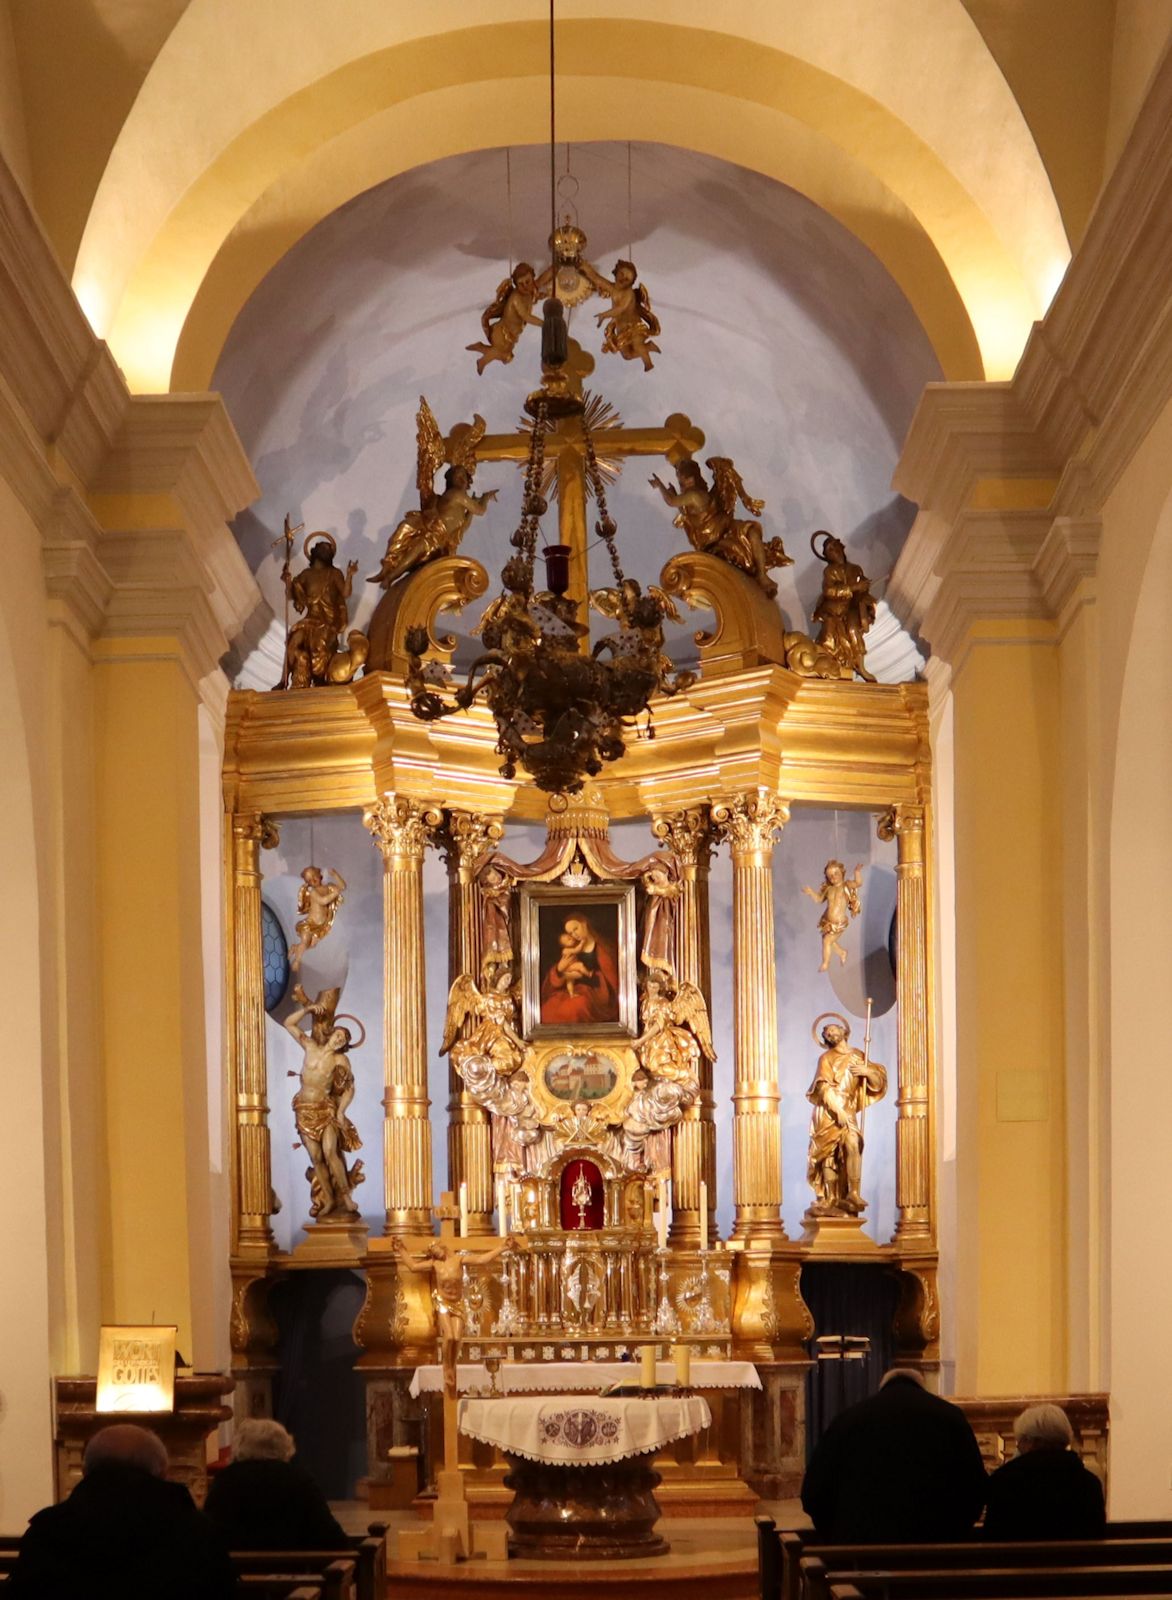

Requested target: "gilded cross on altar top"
[
  {"left": 446, "top": 340, "right": 705, "bottom": 614},
  {"left": 434, "top": 1190, "right": 460, "bottom": 1240}
]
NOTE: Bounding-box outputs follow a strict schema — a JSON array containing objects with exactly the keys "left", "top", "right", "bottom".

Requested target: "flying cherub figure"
[
  {"left": 802, "top": 860, "right": 864, "bottom": 971},
  {"left": 584, "top": 258, "right": 661, "bottom": 370},
  {"left": 467, "top": 261, "right": 548, "bottom": 374},
  {"left": 650, "top": 457, "right": 793, "bottom": 598},
  {"left": 367, "top": 399, "right": 495, "bottom": 589},
  {"left": 288, "top": 865, "right": 346, "bottom": 971},
  {"left": 590, "top": 577, "right": 694, "bottom": 695}
]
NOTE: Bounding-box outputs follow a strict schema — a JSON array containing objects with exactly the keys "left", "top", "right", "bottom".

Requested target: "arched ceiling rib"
[{"left": 66, "top": 1, "right": 1071, "bottom": 392}]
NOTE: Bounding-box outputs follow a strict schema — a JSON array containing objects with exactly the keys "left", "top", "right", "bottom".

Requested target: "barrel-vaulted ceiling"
[{"left": 3, "top": 0, "right": 1135, "bottom": 396}]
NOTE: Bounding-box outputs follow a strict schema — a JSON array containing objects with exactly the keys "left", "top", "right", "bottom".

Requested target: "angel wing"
[
  {"left": 416, "top": 397, "right": 445, "bottom": 511},
  {"left": 646, "top": 584, "right": 685, "bottom": 625},
  {"left": 449, "top": 413, "right": 486, "bottom": 477},
  {"left": 672, "top": 979, "right": 716, "bottom": 1063},
  {"left": 635, "top": 280, "right": 661, "bottom": 337},
  {"left": 480, "top": 275, "right": 513, "bottom": 342},
  {"left": 439, "top": 971, "right": 483, "bottom": 1056},
  {"left": 589, "top": 586, "right": 625, "bottom": 621},
  {"left": 706, "top": 456, "right": 765, "bottom": 520},
  {"left": 472, "top": 592, "right": 514, "bottom": 637},
  {"left": 296, "top": 883, "right": 311, "bottom": 916}
]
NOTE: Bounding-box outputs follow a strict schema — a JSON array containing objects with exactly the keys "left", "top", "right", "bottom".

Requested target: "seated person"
[
  {"left": 204, "top": 1418, "right": 349, "bottom": 1550},
  {"left": 8, "top": 1423, "right": 238, "bottom": 1599},
  {"left": 802, "top": 1368, "right": 986, "bottom": 1543},
  {"left": 983, "top": 1403, "right": 1106, "bottom": 1540}
]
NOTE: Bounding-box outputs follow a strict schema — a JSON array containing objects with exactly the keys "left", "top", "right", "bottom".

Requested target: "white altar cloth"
[
  {"left": 409, "top": 1358, "right": 760, "bottom": 1397},
  {"left": 458, "top": 1393, "right": 712, "bottom": 1466}
]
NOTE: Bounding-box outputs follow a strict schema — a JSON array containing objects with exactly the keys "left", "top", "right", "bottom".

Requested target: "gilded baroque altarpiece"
[{"left": 221, "top": 542, "right": 939, "bottom": 1494}]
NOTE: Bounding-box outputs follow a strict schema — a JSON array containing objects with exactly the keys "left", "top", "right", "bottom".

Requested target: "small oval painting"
[{"left": 543, "top": 1049, "right": 620, "bottom": 1103}]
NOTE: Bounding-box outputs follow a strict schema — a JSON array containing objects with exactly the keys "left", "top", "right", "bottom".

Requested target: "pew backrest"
[
  {"left": 808, "top": 1563, "right": 1172, "bottom": 1599},
  {"left": 231, "top": 1552, "right": 356, "bottom": 1600}
]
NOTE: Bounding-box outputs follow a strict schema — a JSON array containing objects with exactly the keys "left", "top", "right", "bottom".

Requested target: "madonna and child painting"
[{"left": 521, "top": 886, "right": 637, "bottom": 1038}]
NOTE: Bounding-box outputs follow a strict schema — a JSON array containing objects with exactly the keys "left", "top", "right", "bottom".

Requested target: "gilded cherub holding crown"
[
  {"left": 584, "top": 258, "right": 661, "bottom": 370},
  {"left": 367, "top": 399, "right": 496, "bottom": 590},
  {"left": 650, "top": 457, "right": 793, "bottom": 598}
]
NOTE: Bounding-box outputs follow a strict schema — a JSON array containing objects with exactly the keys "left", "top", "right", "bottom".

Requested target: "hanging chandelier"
[{"left": 403, "top": 3, "right": 692, "bottom": 795}]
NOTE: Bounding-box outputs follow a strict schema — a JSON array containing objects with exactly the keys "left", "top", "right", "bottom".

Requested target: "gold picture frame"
[
  {"left": 527, "top": 1038, "right": 640, "bottom": 1126},
  {"left": 96, "top": 1324, "right": 177, "bottom": 1414},
  {"left": 520, "top": 882, "right": 637, "bottom": 1039}
]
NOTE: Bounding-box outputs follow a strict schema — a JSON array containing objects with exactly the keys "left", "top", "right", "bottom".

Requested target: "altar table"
[
  {"left": 409, "top": 1358, "right": 761, "bottom": 1396},
  {"left": 457, "top": 1393, "right": 712, "bottom": 1558}
]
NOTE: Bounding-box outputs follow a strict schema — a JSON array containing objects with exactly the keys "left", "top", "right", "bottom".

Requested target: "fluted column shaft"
[
  {"left": 232, "top": 813, "right": 278, "bottom": 1254},
  {"left": 364, "top": 795, "right": 441, "bottom": 1235},
  {"left": 653, "top": 808, "right": 716, "bottom": 1246},
  {"left": 440, "top": 812, "right": 504, "bottom": 1235},
  {"left": 712, "top": 792, "right": 789, "bottom": 1241},
  {"left": 881, "top": 805, "right": 933, "bottom": 1240}
]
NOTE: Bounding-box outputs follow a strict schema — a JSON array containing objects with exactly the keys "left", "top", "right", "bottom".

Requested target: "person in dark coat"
[
  {"left": 802, "top": 1368, "right": 987, "bottom": 1542},
  {"left": 983, "top": 1403, "right": 1106, "bottom": 1540},
  {"left": 204, "top": 1418, "right": 349, "bottom": 1550},
  {"left": 8, "top": 1422, "right": 239, "bottom": 1600}
]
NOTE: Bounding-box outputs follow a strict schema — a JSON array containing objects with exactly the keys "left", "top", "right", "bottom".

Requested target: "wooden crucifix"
[{"left": 447, "top": 341, "right": 705, "bottom": 617}]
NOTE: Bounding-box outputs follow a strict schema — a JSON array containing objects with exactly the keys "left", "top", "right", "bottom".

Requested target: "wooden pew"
[
  {"left": 810, "top": 1565, "right": 1172, "bottom": 1600},
  {"left": 232, "top": 1549, "right": 365, "bottom": 1600},
  {"left": 800, "top": 1539, "right": 1172, "bottom": 1599},
  {"left": 237, "top": 1558, "right": 353, "bottom": 1600}
]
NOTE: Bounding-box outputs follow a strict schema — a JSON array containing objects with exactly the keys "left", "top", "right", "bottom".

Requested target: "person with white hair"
[
  {"left": 204, "top": 1417, "right": 349, "bottom": 1551},
  {"left": 983, "top": 1403, "right": 1106, "bottom": 1540},
  {"left": 8, "top": 1423, "right": 238, "bottom": 1599},
  {"left": 801, "top": 1368, "right": 987, "bottom": 1542}
]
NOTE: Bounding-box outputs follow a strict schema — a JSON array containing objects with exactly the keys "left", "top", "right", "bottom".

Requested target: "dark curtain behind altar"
[
  {"left": 270, "top": 1269, "right": 367, "bottom": 1499},
  {"left": 801, "top": 1262, "right": 900, "bottom": 1459}
]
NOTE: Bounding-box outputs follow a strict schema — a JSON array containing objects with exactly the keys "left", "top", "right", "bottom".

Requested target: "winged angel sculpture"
[
  {"left": 650, "top": 456, "right": 793, "bottom": 598},
  {"left": 367, "top": 399, "right": 496, "bottom": 590},
  {"left": 621, "top": 975, "right": 716, "bottom": 1175},
  {"left": 589, "top": 577, "right": 696, "bottom": 698},
  {"left": 440, "top": 965, "right": 542, "bottom": 1169}
]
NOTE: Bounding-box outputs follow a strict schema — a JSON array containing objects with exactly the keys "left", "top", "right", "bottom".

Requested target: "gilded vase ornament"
[
  {"left": 649, "top": 457, "right": 792, "bottom": 598},
  {"left": 279, "top": 530, "right": 368, "bottom": 688},
  {"left": 367, "top": 399, "right": 495, "bottom": 589},
  {"left": 283, "top": 993, "right": 365, "bottom": 1219},
  {"left": 288, "top": 865, "right": 346, "bottom": 971},
  {"left": 802, "top": 859, "right": 864, "bottom": 971},
  {"left": 804, "top": 1011, "right": 887, "bottom": 1218}
]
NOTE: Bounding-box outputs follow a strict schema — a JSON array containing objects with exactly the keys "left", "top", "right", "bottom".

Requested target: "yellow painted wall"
[
  {"left": 92, "top": 643, "right": 212, "bottom": 1364},
  {"left": 951, "top": 622, "right": 1068, "bottom": 1393},
  {"left": 0, "top": 2, "right": 30, "bottom": 200}
]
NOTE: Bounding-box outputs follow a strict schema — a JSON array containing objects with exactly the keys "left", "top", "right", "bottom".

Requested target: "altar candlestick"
[
  {"left": 459, "top": 1181, "right": 469, "bottom": 1238},
  {"left": 496, "top": 1179, "right": 507, "bottom": 1238},
  {"left": 640, "top": 1345, "right": 657, "bottom": 1389},
  {"left": 699, "top": 1181, "right": 709, "bottom": 1252},
  {"left": 672, "top": 1343, "right": 691, "bottom": 1388}
]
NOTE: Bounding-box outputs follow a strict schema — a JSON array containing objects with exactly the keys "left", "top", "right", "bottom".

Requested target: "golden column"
[
  {"left": 652, "top": 807, "right": 717, "bottom": 1246},
  {"left": 364, "top": 794, "right": 442, "bottom": 1235},
  {"left": 231, "top": 812, "right": 279, "bottom": 1255},
  {"left": 879, "top": 804, "right": 933, "bottom": 1241},
  {"left": 711, "top": 790, "right": 790, "bottom": 1241},
  {"left": 439, "top": 811, "right": 504, "bottom": 1236}
]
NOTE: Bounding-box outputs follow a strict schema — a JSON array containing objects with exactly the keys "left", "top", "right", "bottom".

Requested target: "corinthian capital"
[
  {"left": 651, "top": 807, "right": 716, "bottom": 870},
  {"left": 363, "top": 794, "right": 443, "bottom": 861},
  {"left": 876, "top": 803, "right": 926, "bottom": 842},
  {"left": 232, "top": 813, "right": 280, "bottom": 851},
  {"left": 710, "top": 790, "right": 790, "bottom": 858},
  {"left": 436, "top": 810, "right": 506, "bottom": 874}
]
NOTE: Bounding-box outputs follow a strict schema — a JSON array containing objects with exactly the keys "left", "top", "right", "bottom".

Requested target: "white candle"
[
  {"left": 699, "top": 1180, "right": 709, "bottom": 1253},
  {"left": 496, "top": 1179, "right": 507, "bottom": 1238},
  {"left": 459, "top": 1181, "right": 469, "bottom": 1238},
  {"left": 672, "top": 1343, "right": 691, "bottom": 1388},
  {"left": 640, "top": 1345, "right": 657, "bottom": 1389}
]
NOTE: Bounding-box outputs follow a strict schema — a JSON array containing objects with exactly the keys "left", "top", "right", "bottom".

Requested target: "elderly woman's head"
[
  {"left": 234, "top": 1418, "right": 296, "bottom": 1463},
  {"left": 1014, "top": 1403, "right": 1074, "bottom": 1454}
]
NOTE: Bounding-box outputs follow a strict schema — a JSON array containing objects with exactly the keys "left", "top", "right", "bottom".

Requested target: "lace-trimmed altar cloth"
[
  {"left": 408, "top": 1358, "right": 760, "bottom": 1397},
  {"left": 458, "top": 1393, "right": 712, "bottom": 1466}
]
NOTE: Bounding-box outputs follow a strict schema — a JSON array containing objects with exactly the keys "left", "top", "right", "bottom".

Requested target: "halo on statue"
[
  {"left": 810, "top": 530, "right": 836, "bottom": 561},
  {"left": 303, "top": 530, "right": 338, "bottom": 560},
  {"left": 811, "top": 1010, "right": 850, "bottom": 1046},
  {"left": 335, "top": 1013, "right": 367, "bottom": 1049}
]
